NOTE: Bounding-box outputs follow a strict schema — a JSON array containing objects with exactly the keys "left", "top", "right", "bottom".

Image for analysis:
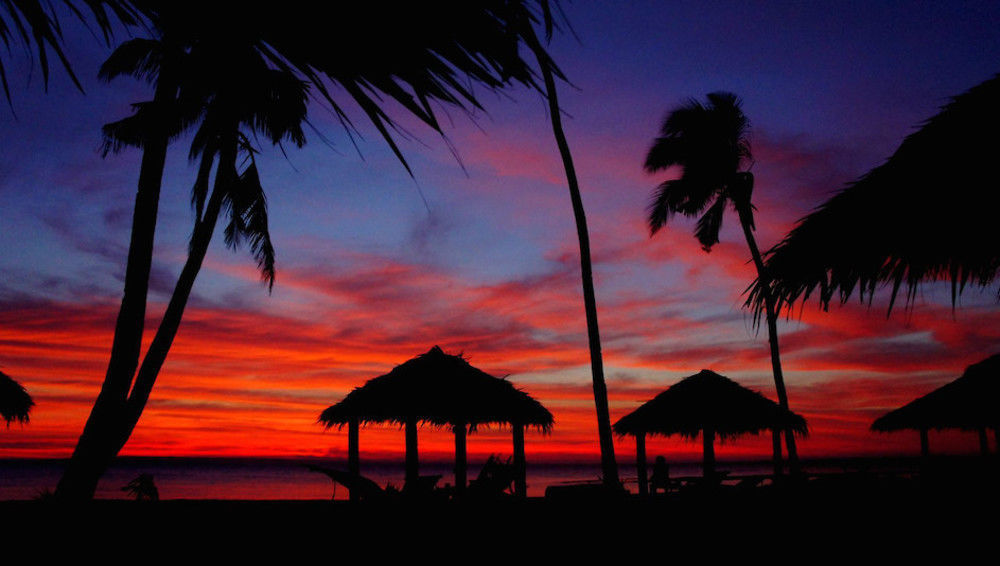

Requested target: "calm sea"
[{"left": 0, "top": 456, "right": 926, "bottom": 501}]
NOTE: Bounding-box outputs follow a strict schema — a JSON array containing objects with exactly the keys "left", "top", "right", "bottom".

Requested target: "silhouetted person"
[{"left": 650, "top": 456, "right": 670, "bottom": 494}]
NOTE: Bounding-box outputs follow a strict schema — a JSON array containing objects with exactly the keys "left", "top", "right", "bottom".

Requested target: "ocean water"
[{"left": 0, "top": 456, "right": 925, "bottom": 501}]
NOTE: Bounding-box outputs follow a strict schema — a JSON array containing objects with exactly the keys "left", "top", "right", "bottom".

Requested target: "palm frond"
[
  {"left": 100, "top": 94, "right": 203, "bottom": 155},
  {"left": 647, "top": 178, "right": 717, "bottom": 235},
  {"left": 97, "top": 37, "right": 162, "bottom": 83},
  {"left": 693, "top": 196, "right": 726, "bottom": 251},
  {"left": 0, "top": 0, "right": 138, "bottom": 103},
  {"left": 0, "top": 370, "right": 34, "bottom": 425},
  {"left": 222, "top": 160, "right": 275, "bottom": 291}
]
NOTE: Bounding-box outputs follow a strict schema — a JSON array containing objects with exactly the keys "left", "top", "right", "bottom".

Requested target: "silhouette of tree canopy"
[
  {"left": 0, "top": 370, "right": 34, "bottom": 425},
  {"left": 747, "top": 74, "right": 1000, "bottom": 316},
  {"left": 644, "top": 92, "right": 801, "bottom": 470},
  {"left": 645, "top": 92, "right": 753, "bottom": 249},
  {"left": 0, "top": 0, "right": 137, "bottom": 103}
]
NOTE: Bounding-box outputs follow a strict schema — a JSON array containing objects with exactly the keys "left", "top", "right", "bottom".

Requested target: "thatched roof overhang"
[
  {"left": 872, "top": 353, "right": 1000, "bottom": 432},
  {"left": 746, "top": 74, "right": 1000, "bottom": 316},
  {"left": 613, "top": 370, "right": 808, "bottom": 440},
  {"left": 319, "top": 346, "right": 553, "bottom": 432}
]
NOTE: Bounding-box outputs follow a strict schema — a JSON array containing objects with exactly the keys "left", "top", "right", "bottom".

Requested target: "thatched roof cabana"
[
  {"left": 872, "top": 353, "right": 1000, "bottom": 456},
  {"left": 318, "top": 346, "right": 553, "bottom": 498},
  {"left": 614, "top": 370, "right": 807, "bottom": 485},
  {"left": 747, "top": 74, "right": 1000, "bottom": 315},
  {"left": 320, "top": 346, "right": 553, "bottom": 431},
  {"left": 0, "top": 370, "right": 34, "bottom": 426}
]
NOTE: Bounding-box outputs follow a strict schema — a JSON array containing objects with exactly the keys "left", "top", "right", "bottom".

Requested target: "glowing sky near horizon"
[{"left": 2, "top": 1, "right": 1000, "bottom": 466}]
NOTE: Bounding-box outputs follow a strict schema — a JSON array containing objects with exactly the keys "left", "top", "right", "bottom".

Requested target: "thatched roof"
[
  {"left": 747, "top": 73, "right": 1000, "bottom": 315},
  {"left": 872, "top": 353, "right": 1000, "bottom": 432},
  {"left": 0, "top": 370, "right": 34, "bottom": 425},
  {"left": 613, "top": 370, "right": 808, "bottom": 440},
  {"left": 319, "top": 346, "right": 553, "bottom": 432}
]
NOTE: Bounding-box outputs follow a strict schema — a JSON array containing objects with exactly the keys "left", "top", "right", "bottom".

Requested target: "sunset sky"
[{"left": 2, "top": 1, "right": 1000, "bottom": 466}]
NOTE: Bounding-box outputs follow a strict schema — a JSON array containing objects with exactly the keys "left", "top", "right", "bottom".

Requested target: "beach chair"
[
  {"left": 306, "top": 465, "right": 386, "bottom": 500},
  {"left": 468, "top": 454, "right": 516, "bottom": 498}
]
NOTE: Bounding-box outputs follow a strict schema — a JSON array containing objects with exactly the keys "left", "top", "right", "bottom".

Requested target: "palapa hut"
[
  {"left": 319, "top": 346, "right": 553, "bottom": 498},
  {"left": 746, "top": 74, "right": 1000, "bottom": 316},
  {"left": 613, "top": 370, "right": 808, "bottom": 492},
  {"left": 872, "top": 353, "right": 1000, "bottom": 457},
  {"left": 0, "top": 370, "right": 33, "bottom": 426}
]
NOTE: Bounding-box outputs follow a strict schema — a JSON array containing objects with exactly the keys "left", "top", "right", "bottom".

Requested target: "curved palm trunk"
[
  {"left": 113, "top": 151, "right": 231, "bottom": 451},
  {"left": 527, "top": 34, "right": 619, "bottom": 488},
  {"left": 56, "top": 126, "right": 234, "bottom": 500},
  {"left": 56, "top": 71, "right": 179, "bottom": 500},
  {"left": 734, "top": 199, "right": 800, "bottom": 474}
]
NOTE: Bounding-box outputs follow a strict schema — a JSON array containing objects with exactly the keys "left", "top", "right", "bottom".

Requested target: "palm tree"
[
  {"left": 643, "top": 92, "right": 799, "bottom": 472},
  {"left": 521, "top": 16, "right": 620, "bottom": 487},
  {"left": 55, "top": 1, "right": 562, "bottom": 500},
  {"left": 1, "top": 370, "right": 34, "bottom": 425},
  {"left": 55, "top": 25, "right": 312, "bottom": 499}
]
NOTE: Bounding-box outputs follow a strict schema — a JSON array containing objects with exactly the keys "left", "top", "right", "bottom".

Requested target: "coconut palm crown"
[{"left": 644, "top": 91, "right": 754, "bottom": 249}]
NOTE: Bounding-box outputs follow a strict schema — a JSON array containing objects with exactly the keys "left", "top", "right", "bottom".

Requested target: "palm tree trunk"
[
  {"left": 56, "top": 127, "right": 233, "bottom": 500},
  {"left": 735, "top": 202, "right": 800, "bottom": 474},
  {"left": 55, "top": 71, "right": 179, "bottom": 500},
  {"left": 113, "top": 158, "right": 230, "bottom": 452},
  {"left": 527, "top": 30, "right": 619, "bottom": 489}
]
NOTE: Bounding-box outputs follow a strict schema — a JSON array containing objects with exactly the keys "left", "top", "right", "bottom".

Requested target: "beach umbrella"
[
  {"left": 613, "top": 370, "right": 808, "bottom": 487},
  {"left": 0, "top": 371, "right": 34, "bottom": 426},
  {"left": 872, "top": 353, "right": 1000, "bottom": 457},
  {"left": 319, "top": 346, "right": 553, "bottom": 498},
  {"left": 746, "top": 74, "right": 1000, "bottom": 316}
]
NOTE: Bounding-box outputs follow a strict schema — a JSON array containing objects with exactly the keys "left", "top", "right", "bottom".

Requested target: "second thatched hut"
[{"left": 614, "top": 370, "right": 807, "bottom": 492}]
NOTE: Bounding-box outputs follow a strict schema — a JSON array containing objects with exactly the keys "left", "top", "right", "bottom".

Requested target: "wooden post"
[
  {"left": 919, "top": 428, "right": 930, "bottom": 459},
  {"left": 772, "top": 428, "right": 782, "bottom": 479},
  {"left": 348, "top": 417, "right": 360, "bottom": 501},
  {"left": 405, "top": 415, "right": 419, "bottom": 486},
  {"left": 454, "top": 422, "right": 467, "bottom": 496},
  {"left": 636, "top": 431, "right": 648, "bottom": 496},
  {"left": 512, "top": 422, "right": 526, "bottom": 498},
  {"left": 703, "top": 427, "right": 715, "bottom": 480}
]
